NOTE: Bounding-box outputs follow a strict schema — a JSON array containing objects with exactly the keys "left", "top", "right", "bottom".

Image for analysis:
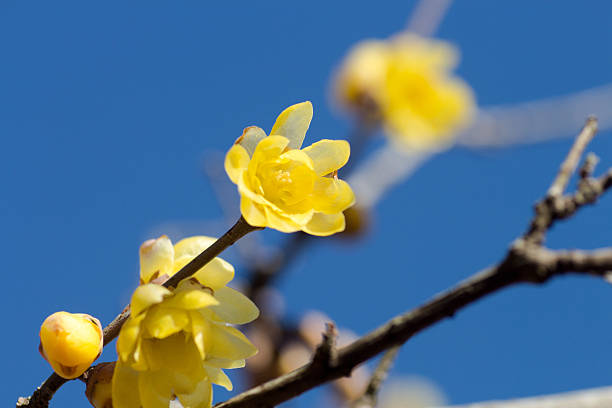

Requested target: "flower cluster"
[
  {"left": 225, "top": 101, "right": 355, "bottom": 236},
  {"left": 334, "top": 34, "right": 475, "bottom": 149},
  {"left": 112, "top": 236, "right": 259, "bottom": 408}
]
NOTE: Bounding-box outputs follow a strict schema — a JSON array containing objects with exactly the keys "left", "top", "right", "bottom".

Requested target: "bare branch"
[
  {"left": 525, "top": 162, "right": 612, "bottom": 245},
  {"left": 16, "top": 375, "right": 66, "bottom": 408},
  {"left": 311, "top": 323, "right": 338, "bottom": 369},
  {"left": 458, "top": 83, "right": 612, "bottom": 148},
  {"left": 215, "top": 243, "right": 612, "bottom": 408},
  {"left": 215, "top": 121, "right": 612, "bottom": 408},
  {"left": 547, "top": 117, "right": 598, "bottom": 197},
  {"left": 351, "top": 346, "right": 401, "bottom": 408},
  {"left": 579, "top": 153, "right": 599, "bottom": 180}
]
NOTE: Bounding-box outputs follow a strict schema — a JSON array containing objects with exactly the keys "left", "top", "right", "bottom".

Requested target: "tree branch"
[
  {"left": 215, "top": 118, "right": 612, "bottom": 408},
  {"left": 547, "top": 116, "right": 598, "bottom": 197},
  {"left": 351, "top": 346, "right": 400, "bottom": 408}
]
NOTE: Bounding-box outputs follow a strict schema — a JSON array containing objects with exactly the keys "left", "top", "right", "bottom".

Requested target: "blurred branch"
[
  {"left": 347, "top": 145, "right": 434, "bottom": 210},
  {"left": 351, "top": 346, "right": 400, "bottom": 408},
  {"left": 459, "top": 83, "right": 612, "bottom": 148},
  {"left": 406, "top": 0, "right": 454, "bottom": 37},
  {"left": 17, "top": 216, "right": 261, "bottom": 408},
  {"left": 445, "top": 386, "right": 612, "bottom": 408},
  {"left": 215, "top": 118, "right": 612, "bottom": 407}
]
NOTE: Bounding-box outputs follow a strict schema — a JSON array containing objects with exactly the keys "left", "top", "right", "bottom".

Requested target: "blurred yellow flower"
[
  {"left": 39, "top": 311, "right": 103, "bottom": 379},
  {"left": 225, "top": 102, "right": 355, "bottom": 236},
  {"left": 113, "top": 236, "right": 259, "bottom": 408},
  {"left": 334, "top": 34, "right": 475, "bottom": 149}
]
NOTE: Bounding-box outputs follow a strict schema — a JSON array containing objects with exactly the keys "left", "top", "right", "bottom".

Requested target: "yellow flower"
[
  {"left": 334, "top": 34, "right": 475, "bottom": 149},
  {"left": 39, "top": 311, "right": 103, "bottom": 379},
  {"left": 225, "top": 102, "right": 355, "bottom": 236},
  {"left": 112, "top": 236, "right": 259, "bottom": 408}
]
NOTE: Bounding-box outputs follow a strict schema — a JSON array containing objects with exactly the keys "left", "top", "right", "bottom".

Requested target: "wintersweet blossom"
[
  {"left": 334, "top": 34, "right": 475, "bottom": 149},
  {"left": 39, "top": 311, "right": 103, "bottom": 379},
  {"left": 225, "top": 102, "right": 355, "bottom": 236},
  {"left": 112, "top": 235, "right": 259, "bottom": 408}
]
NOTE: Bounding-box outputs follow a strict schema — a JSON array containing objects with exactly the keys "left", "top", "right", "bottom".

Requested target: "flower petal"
[
  {"left": 303, "top": 212, "right": 346, "bottom": 236},
  {"left": 210, "top": 287, "right": 259, "bottom": 324},
  {"left": 279, "top": 148, "right": 315, "bottom": 170},
  {"left": 191, "top": 258, "right": 235, "bottom": 290},
  {"left": 164, "top": 281, "right": 219, "bottom": 310},
  {"left": 240, "top": 196, "right": 268, "bottom": 227},
  {"left": 140, "top": 236, "right": 174, "bottom": 284},
  {"left": 392, "top": 33, "right": 459, "bottom": 71},
  {"left": 116, "top": 313, "right": 145, "bottom": 362},
  {"left": 264, "top": 206, "right": 302, "bottom": 233},
  {"left": 173, "top": 236, "right": 217, "bottom": 259},
  {"left": 205, "top": 357, "right": 245, "bottom": 369},
  {"left": 225, "top": 144, "right": 250, "bottom": 184},
  {"left": 130, "top": 338, "right": 148, "bottom": 370},
  {"left": 302, "top": 139, "right": 350, "bottom": 176},
  {"left": 154, "top": 341, "right": 207, "bottom": 395},
  {"left": 190, "top": 310, "right": 208, "bottom": 359},
  {"left": 143, "top": 306, "right": 190, "bottom": 339},
  {"left": 112, "top": 361, "right": 142, "bottom": 408},
  {"left": 173, "top": 236, "right": 235, "bottom": 290},
  {"left": 138, "top": 371, "right": 172, "bottom": 408},
  {"left": 206, "top": 324, "right": 258, "bottom": 360},
  {"left": 312, "top": 177, "right": 355, "bottom": 214},
  {"left": 131, "top": 284, "right": 172, "bottom": 317},
  {"left": 269, "top": 101, "right": 313, "bottom": 149},
  {"left": 176, "top": 380, "right": 212, "bottom": 408},
  {"left": 235, "top": 126, "right": 267, "bottom": 157},
  {"left": 204, "top": 366, "right": 233, "bottom": 391},
  {"left": 334, "top": 40, "right": 388, "bottom": 107},
  {"left": 250, "top": 135, "right": 290, "bottom": 166}
]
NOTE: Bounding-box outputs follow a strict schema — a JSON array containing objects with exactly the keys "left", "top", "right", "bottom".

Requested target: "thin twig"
[
  {"left": 351, "top": 346, "right": 401, "bottom": 408},
  {"left": 547, "top": 116, "right": 598, "bottom": 197},
  {"left": 579, "top": 153, "right": 599, "bottom": 180},
  {"left": 18, "top": 216, "right": 261, "bottom": 408},
  {"left": 165, "top": 216, "right": 260, "bottom": 287},
  {"left": 311, "top": 323, "right": 338, "bottom": 368}
]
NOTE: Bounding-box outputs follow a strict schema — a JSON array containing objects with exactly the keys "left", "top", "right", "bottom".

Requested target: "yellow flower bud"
[
  {"left": 85, "top": 362, "right": 115, "bottom": 408},
  {"left": 39, "top": 311, "right": 103, "bottom": 379}
]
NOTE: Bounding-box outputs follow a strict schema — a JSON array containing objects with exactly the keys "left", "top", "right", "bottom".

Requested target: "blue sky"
[{"left": 3, "top": 1, "right": 612, "bottom": 406}]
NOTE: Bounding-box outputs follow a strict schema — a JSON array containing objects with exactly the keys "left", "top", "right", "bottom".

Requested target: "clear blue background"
[{"left": 3, "top": 1, "right": 612, "bottom": 406}]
